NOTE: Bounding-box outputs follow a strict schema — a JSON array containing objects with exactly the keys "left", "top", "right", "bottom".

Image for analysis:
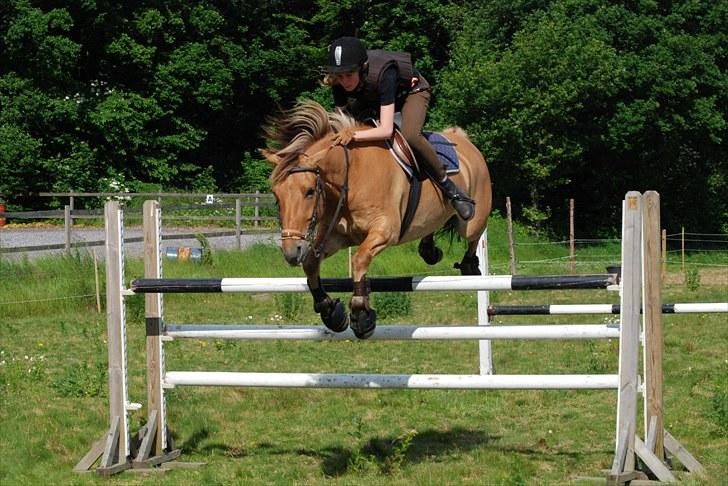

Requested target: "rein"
[{"left": 281, "top": 145, "right": 350, "bottom": 258}]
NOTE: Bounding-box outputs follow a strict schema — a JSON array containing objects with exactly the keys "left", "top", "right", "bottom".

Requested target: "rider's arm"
[
  {"left": 350, "top": 66, "right": 397, "bottom": 142},
  {"left": 352, "top": 103, "right": 395, "bottom": 141}
]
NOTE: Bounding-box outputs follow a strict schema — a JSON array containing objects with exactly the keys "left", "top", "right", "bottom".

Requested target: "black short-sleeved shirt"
[{"left": 333, "top": 65, "right": 399, "bottom": 108}]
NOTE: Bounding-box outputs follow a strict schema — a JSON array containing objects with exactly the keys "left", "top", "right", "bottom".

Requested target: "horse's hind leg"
[
  {"left": 418, "top": 233, "right": 443, "bottom": 265},
  {"left": 454, "top": 236, "right": 482, "bottom": 276},
  {"left": 303, "top": 255, "right": 348, "bottom": 332}
]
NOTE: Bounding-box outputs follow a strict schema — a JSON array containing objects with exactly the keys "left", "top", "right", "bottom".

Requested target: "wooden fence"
[{"left": 0, "top": 192, "right": 277, "bottom": 253}]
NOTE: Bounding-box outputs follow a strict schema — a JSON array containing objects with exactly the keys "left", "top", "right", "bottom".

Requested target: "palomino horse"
[{"left": 262, "top": 101, "right": 491, "bottom": 338}]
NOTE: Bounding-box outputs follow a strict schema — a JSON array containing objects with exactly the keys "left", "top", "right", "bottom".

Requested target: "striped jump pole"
[
  {"left": 487, "top": 302, "right": 728, "bottom": 316},
  {"left": 130, "top": 273, "right": 618, "bottom": 294}
]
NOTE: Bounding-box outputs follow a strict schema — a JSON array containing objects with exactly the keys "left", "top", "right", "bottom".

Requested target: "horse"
[{"left": 262, "top": 100, "right": 491, "bottom": 339}]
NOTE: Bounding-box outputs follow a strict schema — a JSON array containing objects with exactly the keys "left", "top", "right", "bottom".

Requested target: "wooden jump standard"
[{"left": 78, "top": 191, "right": 704, "bottom": 484}]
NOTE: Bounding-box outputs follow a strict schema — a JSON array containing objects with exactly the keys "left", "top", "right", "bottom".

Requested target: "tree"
[{"left": 437, "top": 0, "right": 727, "bottom": 234}]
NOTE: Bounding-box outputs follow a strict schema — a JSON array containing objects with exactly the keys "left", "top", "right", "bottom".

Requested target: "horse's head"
[
  {"left": 264, "top": 145, "right": 332, "bottom": 266},
  {"left": 262, "top": 101, "right": 355, "bottom": 266}
]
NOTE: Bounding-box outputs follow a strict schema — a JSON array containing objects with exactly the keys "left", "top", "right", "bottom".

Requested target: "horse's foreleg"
[
  {"left": 349, "top": 228, "right": 394, "bottom": 339},
  {"left": 303, "top": 255, "right": 348, "bottom": 332}
]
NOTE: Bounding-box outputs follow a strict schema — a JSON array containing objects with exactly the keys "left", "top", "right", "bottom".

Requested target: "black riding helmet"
[{"left": 327, "top": 36, "right": 367, "bottom": 73}]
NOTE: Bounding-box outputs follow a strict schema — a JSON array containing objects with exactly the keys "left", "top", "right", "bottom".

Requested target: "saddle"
[
  {"left": 367, "top": 116, "right": 461, "bottom": 240},
  {"left": 373, "top": 115, "right": 461, "bottom": 180}
]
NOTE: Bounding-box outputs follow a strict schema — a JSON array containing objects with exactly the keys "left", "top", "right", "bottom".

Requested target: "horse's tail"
[
  {"left": 442, "top": 126, "right": 470, "bottom": 141},
  {"left": 436, "top": 216, "right": 460, "bottom": 244}
]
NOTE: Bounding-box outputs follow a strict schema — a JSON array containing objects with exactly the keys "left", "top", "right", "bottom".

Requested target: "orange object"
[{"left": 0, "top": 203, "right": 6, "bottom": 227}]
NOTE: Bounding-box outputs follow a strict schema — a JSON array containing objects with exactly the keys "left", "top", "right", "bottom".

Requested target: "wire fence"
[{"left": 2, "top": 195, "right": 725, "bottom": 308}]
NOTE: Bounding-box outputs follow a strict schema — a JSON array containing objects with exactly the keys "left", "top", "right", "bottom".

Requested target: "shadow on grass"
[
  {"left": 178, "top": 425, "right": 613, "bottom": 477},
  {"left": 319, "top": 427, "right": 498, "bottom": 476},
  {"left": 180, "top": 426, "right": 497, "bottom": 477}
]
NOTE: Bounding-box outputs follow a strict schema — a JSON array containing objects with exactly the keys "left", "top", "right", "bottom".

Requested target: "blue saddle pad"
[{"left": 423, "top": 131, "right": 459, "bottom": 174}]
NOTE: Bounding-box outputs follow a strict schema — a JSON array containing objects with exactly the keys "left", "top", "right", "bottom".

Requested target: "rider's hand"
[{"left": 332, "top": 127, "right": 356, "bottom": 147}]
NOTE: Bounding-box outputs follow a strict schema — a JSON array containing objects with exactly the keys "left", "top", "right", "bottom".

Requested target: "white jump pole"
[
  {"left": 164, "top": 372, "right": 619, "bottom": 390},
  {"left": 164, "top": 323, "right": 620, "bottom": 340}
]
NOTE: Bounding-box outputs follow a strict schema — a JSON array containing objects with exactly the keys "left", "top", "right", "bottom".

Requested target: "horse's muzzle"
[{"left": 281, "top": 239, "right": 309, "bottom": 266}]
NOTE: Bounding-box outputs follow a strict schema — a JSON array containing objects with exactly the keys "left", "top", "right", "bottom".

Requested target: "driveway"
[{"left": 0, "top": 225, "right": 280, "bottom": 260}]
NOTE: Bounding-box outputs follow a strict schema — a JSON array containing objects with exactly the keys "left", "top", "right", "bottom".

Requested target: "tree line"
[{"left": 2, "top": 0, "right": 726, "bottom": 236}]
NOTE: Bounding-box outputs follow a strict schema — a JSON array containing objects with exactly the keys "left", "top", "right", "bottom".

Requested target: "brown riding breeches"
[{"left": 400, "top": 89, "right": 446, "bottom": 180}]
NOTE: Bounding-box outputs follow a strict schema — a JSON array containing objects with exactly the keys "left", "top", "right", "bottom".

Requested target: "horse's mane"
[{"left": 265, "top": 100, "right": 357, "bottom": 185}]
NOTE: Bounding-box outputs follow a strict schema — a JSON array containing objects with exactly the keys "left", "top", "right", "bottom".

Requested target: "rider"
[{"left": 323, "top": 36, "right": 475, "bottom": 221}]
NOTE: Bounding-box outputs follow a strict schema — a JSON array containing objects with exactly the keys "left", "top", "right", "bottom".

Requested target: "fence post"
[
  {"left": 610, "top": 191, "right": 642, "bottom": 481},
  {"left": 235, "top": 198, "right": 242, "bottom": 250},
  {"left": 642, "top": 191, "right": 664, "bottom": 460},
  {"left": 143, "top": 200, "right": 167, "bottom": 457},
  {"left": 254, "top": 190, "right": 260, "bottom": 228},
  {"left": 64, "top": 205, "right": 72, "bottom": 253},
  {"left": 681, "top": 226, "right": 686, "bottom": 282},
  {"left": 569, "top": 198, "right": 575, "bottom": 274},
  {"left": 661, "top": 229, "right": 667, "bottom": 282},
  {"left": 506, "top": 197, "right": 516, "bottom": 274}
]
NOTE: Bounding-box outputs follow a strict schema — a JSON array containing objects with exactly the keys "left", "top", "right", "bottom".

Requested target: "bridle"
[{"left": 279, "top": 145, "right": 350, "bottom": 258}]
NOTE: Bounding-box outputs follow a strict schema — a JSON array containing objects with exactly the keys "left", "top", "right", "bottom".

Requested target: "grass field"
[{"left": 1, "top": 215, "right": 726, "bottom": 485}]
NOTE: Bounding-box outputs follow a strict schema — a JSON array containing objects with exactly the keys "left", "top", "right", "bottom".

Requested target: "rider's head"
[
  {"left": 323, "top": 37, "right": 367, "bottom": 90},
  {"left": 326, "top": 37, "right": 367, "bottom": 74}
]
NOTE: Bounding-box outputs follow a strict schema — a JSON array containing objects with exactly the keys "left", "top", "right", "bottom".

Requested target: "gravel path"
[{"left": 0, "top": 226, "right": 280, "bottom": 260}]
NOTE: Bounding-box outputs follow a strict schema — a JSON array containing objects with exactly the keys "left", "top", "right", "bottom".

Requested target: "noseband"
[{"left": 280, "top": 145, "right": 350, "bottom": 258}]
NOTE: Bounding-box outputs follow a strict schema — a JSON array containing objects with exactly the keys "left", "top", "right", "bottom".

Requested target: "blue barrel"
[{"left": 166, "top": 246, "right": 203, "bottom": 263}]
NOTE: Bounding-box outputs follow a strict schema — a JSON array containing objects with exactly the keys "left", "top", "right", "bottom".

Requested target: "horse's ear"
[{"left": 260, "top": 148, "right": 281, "bottom": 167}]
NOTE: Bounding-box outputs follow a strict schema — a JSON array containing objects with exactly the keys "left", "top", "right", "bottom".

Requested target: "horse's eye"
[{"left": 305, "top": 188, "right": 316, "bottom": 198}]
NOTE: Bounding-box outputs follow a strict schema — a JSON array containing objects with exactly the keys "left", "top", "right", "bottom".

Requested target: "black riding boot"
[{"left": 439, "top": 178, "right": 475, "bottom": 221}]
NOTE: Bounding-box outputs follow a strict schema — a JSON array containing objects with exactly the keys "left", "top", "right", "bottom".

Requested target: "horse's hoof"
[
  {"left": 454, "top": 255, "right": 481, "bottom": 276},
  {"left": 350, "top": 308, "right": 377, "bottom": 339},
  {"left": 418, "top": 243, "right": 443, "bottom": 265},
  {"left": 319, "top": 298, "right": 349, "bottom": 332}
]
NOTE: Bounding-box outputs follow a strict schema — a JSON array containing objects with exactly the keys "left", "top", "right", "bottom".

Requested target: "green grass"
[{"left": 1, "top": 217, "right": 726, "bottom": 485}]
